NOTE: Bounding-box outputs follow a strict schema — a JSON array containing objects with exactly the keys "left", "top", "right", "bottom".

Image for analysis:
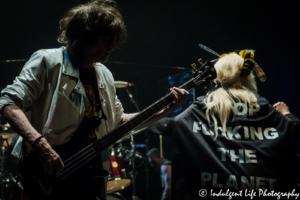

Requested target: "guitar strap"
[
  {"left": 91, "top": 67, "right": 107, "bottom": 121},
  {"left": 90, "top": 68, "right": 107, "bottom": 200},
  {"left": 78, "top": 67, "right": 107, "bottom": 200}
]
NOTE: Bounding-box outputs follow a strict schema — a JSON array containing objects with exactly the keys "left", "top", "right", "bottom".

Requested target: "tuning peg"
[
  {"left": 198, "top": 58, "right": 204, "bottom": 65},
  {"left": 202, "top": 80, "right": 206, "bottom": 82},
  {"left": 191, "top": 63, "right": 197, "bottom": 71},
  {"left": 205, "top": 66, "right": 209, "bottom": 69}
]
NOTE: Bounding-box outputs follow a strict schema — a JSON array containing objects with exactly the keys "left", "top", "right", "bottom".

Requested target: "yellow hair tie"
[{"left": 198, "top": 44, "right": 266, "bottom": 82}]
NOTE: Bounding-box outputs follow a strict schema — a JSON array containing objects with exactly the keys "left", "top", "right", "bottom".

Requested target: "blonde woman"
[{"left": 171, "top": 53, "right": 300, "bottom": 199}]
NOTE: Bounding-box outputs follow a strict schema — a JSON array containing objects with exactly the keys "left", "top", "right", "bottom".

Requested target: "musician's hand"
[
  {"left": 33, "top": 137, "right": 64, "bottom": 177},
  {"left": 1, "top": 105, "right": 64, "bottom": 177},
  {"left": 273, "top": 102, "right": 291, "bottom": 115},
  {"left": 170, "top": 87, "right": 189, "bottom": 110}
]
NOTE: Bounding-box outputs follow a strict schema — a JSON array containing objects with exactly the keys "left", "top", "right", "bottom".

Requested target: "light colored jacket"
[{"left": 0, "top": 47, "right": 125, "bottom": 160}]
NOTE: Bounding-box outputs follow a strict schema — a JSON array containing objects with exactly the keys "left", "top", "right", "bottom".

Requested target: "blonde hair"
[{"left": 204, "top": 53, "right": 258, "bottom": 139}]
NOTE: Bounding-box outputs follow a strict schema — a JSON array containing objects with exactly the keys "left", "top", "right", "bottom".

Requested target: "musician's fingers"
[
  {"left": 170, "top": 88, "right": 178, "bottom": 99},
  {"left": 173, "top": 87, "right": 189, "bottom": 97},
  {"left": 173, "top": 87, "right": 187, "bottom": 96},
  {"left": 173, "top": 87, "right": 188, "bottom": 105},
  {"left": 273, "top": 102, "right": 283, "bottom": 110},
  {"left": 173, "top": 88, "right": 184, "bottom": 105},
  {"left": 55, "top": 159, "right": 64, "bottom": 177},
  {"left": 58, "top": 156, "right": 64, "bottom": 168},
  {"left": 273, "top": 102, "right": 280, "bottom": 108}
]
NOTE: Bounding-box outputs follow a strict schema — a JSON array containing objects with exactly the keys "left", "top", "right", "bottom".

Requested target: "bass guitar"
[{"left": 20, "top": 60, "right": 217, "bottom": 200}]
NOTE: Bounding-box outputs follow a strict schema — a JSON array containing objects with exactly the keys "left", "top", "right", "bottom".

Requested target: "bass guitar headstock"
[{"left": 191, "top": 58, "right": 217, "bottom": 91}]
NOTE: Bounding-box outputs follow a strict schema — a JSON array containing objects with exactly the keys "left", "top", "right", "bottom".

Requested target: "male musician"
[
  {"left": 0, "top": 0, "right": 188, "bottom": 199},
  {"left": 148, "top": 148, "right": 172, "bottom": 200}
]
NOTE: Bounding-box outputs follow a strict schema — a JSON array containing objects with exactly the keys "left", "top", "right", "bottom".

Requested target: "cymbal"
[
  {"left": 116, "top": 127, "right": 148, "bottom": 143},
  {"left": 1, "top": 123, "right": 17, "bottom": 136},
  {"left": 0, "top": 132, "right": 17, "bottom": 136},
  {"left": 0, "top": 126, "right": 18, "bottom": 147},
  {"left": 1, "top": 135, "right": 14, "bottom": 147}
]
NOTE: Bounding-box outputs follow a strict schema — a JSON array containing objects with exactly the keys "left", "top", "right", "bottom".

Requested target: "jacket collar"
[
  {"left": 62, "top": 48, "right": 79, "bottom": 79},
  {"left": 61, "top": 48, "right": 87, "bottom": 101}
]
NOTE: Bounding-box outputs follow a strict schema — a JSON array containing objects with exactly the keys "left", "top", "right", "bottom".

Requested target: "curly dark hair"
[{"left": 57, "top": 0, "right": 126, "bottom": 58}]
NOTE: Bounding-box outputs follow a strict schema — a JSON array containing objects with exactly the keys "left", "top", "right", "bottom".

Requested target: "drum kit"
[
  {"left": 106, "top": 127, "right": 147, "bottom": 200},
  {"left": 106, "top": 84, "right": 152, "bottom": 200},
  {"left": 107, "top": 147, "right": 132, "bottom": 194}
]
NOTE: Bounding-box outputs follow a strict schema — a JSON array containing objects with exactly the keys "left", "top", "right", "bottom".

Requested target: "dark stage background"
[{"left": 1, "top": 1, "right": 300, "bottom": 200}]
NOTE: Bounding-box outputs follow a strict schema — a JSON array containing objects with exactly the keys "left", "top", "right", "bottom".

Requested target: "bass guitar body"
[{"left": 20, "top": 117, "right": 108, "bottom": 200}]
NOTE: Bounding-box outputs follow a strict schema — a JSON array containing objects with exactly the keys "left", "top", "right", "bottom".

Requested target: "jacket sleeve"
[
  {"left": 285, "top": 113, "right": 300, "bottom": 123},
  {"left": 285, "top": 113, "right": 300, "bottom": 136},
  {"left": 0, "top": 50, "right": 48, "bottom": 113},
  {"left": 149, "top": 117, "right": 174, "bottom": 136},
  {"left": 114, "top": 94, "right": 125, "bottom": 126}
]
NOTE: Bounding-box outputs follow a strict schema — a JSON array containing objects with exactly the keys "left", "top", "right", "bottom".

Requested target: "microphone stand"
[
  {"left": 125, "top": 86, "right": 150, "bottom": 200},
  {"left": 125, "top": 87, "right": 140, "bottom": 200},
  {"left": 0, "top": 137, "right": 8, "bottom": 200},
  {"left": 126, "top": 88, "right": 140, "bottom": 112},
  {"left": 130, "top": 139, "right": 136, "bottom": 200}
]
